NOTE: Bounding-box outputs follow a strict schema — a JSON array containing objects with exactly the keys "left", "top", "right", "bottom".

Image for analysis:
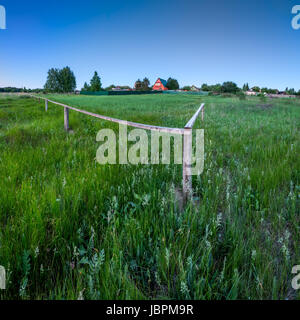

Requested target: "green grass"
[{"left": 0, "top": 93, "right": 299, "bottom": 300}]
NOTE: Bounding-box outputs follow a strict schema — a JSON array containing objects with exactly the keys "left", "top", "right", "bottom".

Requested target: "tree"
[
  {"left": 82, "top": 82, "right": 91, "bottom": 91},
  {"left": 90, "top": 71, "right": 102, "bottom": 92},
  {"left": 60, "top": 67, "right": 77, "bottom": 93},
  {"left": 286, "top": 88, "right": 295, "bottom": 95},
  {"left": 201, "top": 83, "right": 210, "bottom": 91},
  {"left": 221, "top": 81, "right": 239, "bottom": 94},
  {"left": 260, "top": 88, "right": 278, "bottom": 94},
  {"left": 182, "top": 86, "right": 191, "bottom": 91},
  {"left": 105, "top": 85, "right": 116, "bottom": 91},
  {"left": 44, "top": 66, "right": 76, "bottom": 93},
  {"left": 211, "top": 83, "right": 222, "bottom": 93},
  {"left": 166, "top": 78, "right": 179, "bottom": 90},
  {"left": 44, "top": 68, "right": 61, "bottom": 92},
  {"left": 0, "top": 87, "right": 23, "bottom": 93},
  {"left": 252, "top": 86, "right": 260, "bottom": 93},
  {"left": 142, "top": 78, "right": 151, "bottom": 91},
  {"left": 135, "top": 79, "right": 143, "bottom": 91},
  {"left": 119, "top": 86, "right": 131, "bottom": 90},
  {"left": 243, "top": 83, "right": 249, "bottom": 91}
]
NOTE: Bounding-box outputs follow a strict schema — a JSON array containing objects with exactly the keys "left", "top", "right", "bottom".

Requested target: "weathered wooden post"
[
  {"left": 64, "top": 107, "right": 69, "bottom": 131},
  {"left": 45, "top": 99, "right": 48, "bottom": 112},
  {"left": 182, "top": 103, "right": 205, "bottom": 202},
  {"left": 182, "top": 127, "right": 192, "bottom": 201}
]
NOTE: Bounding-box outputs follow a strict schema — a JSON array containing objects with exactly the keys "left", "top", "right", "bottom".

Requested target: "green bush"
[
  {"left": 257, "top": 93, "right": 267, "bottom": 102},
  {"left": 236, "top": 91, "right": 246, "bottom": 100},
  {"left": 221, "top": 93, "right": 234, "bottom": 98}
]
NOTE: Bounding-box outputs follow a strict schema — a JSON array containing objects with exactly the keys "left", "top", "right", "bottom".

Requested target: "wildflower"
[
  {"left": 205, "top": 240, "right": 211, "bottom": 249},
  {"left": 216, "top": 213, "right": 222, "bottom": 227},
  {"left": 34, "top": 247, "right": 40, "bottom": 258},
  {"left": 142, "top": 194, "right": 151, "bottom": 207},
  {"left": 78, "top": 290, "right": 85, "bottom": 300},
  {"left": 278, "top": 236, "right": 290, "bottom": 261},
  {"left": 281, "top": 244, "right": 290, "bottom": 261},
  {"left": 284, "top": 230, "right": 291, "bottom": 242},
  {"left": 180, "top": 281, "right": 190, "bottom": 298},
  {"left": 73, "top": 246, "right": 79, "bottom": 258},
  {"left": 187, "top": 256, "right": 193, "bottom": 271},
  {"left": 155, "top": 272, "right": 161, "bottom": 286}
]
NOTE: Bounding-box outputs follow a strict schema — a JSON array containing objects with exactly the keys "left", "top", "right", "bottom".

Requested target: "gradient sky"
[{"left": 0, "top": 0, "right": 300, "bottom": 90}]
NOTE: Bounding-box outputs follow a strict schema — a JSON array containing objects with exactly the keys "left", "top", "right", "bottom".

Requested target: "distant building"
[
  {"left": 267, "top": 93, "right": 296, "bottom": 98},
  {"left": 190, "top": 85, "right": 200, "bottom": 92},
  {"left": 111, "top": 86, "right": 131, "bottom": 91},
  {"left": 152, "top": 78, "right": 168, "bottom": 91},
  {"left": 245, "top": 90, "right": 257, "bottom": 96}
]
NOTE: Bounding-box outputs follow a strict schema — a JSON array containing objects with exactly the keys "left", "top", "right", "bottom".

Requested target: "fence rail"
[{"left": 29, "top": 94, "right": 205, "bottom": 202}]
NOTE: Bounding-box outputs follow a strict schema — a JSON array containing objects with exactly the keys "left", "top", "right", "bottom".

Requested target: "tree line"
[
  {"left": 0, "top": 87, "right": 45, "bottom": 93},
  {"left": 200, "top": 82, "right": 300, "bottom": 95},
  {"left": 1, "top": 66, "right": 300, "bottom": 95},
  {"left": 41, "top": 67, "right": 300, "bottom": 95}
]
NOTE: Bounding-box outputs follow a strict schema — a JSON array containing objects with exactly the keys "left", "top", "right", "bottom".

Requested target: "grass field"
[{"left": 0, "top": 93, "right": 299, "bottom": 300}]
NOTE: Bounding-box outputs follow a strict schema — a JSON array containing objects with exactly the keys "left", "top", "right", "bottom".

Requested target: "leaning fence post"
[
  {"left": 64, "top": 107, "right": 69, "bottom": 131},
  {"left": 182, "top": 103, "right": 205, "bottom": 202},
  {"left": 45, "top": 100, "right": 48, "bottom": 112},
  {"left": 182, "top": 127, "right": 192, "bottom": 201}
]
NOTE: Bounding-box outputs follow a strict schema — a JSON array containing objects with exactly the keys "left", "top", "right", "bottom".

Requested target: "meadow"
[{"left": 0, "top": 93, "right": 299, "bottom": 300}]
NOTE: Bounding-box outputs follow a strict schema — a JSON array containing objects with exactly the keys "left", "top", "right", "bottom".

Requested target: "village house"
[
  {"left": 111, "top": 86, "right": 131, "bottom": 91},
  {"left": 190, "top": 85, "right": 200, "bottom": 92},
  {"left": 152, "top": 78, "right": 168, "bottom": 91},
  {"left": 245, "top": 90, "right": 257, "bottom": 96}
]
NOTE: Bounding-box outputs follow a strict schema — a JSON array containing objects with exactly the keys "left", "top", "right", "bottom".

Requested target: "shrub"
[
  {"left": 257, "top": 93, "right": 267, "bottom": 102},
  {"left": 236, "top": 91, "right": 246, "bottom": 100},
  {"left": 221, "top": 93, "right": 234, "bottom": 98}
]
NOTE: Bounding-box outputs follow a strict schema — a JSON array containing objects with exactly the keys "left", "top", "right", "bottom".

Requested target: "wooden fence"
[{"left": 30, "top": 95, "right": 205, "bottom": 201}]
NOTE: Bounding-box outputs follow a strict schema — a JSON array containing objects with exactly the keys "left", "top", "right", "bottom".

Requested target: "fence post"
[
  {"left": 45, "top": 100, "right": 48, "bottom": 112},
  {"left": 182, "top": 128, "right": 192, "bottom": 201},
  {"left": 64, "top": 107, "right": 69, "bottom": 131}
]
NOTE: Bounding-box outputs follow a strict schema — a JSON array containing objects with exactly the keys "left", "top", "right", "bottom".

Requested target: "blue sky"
[{"left": 0, "top": 0, "right": 300, "bottom": 90}]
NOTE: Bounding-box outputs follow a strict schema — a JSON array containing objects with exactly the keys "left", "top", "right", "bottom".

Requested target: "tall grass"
[{"left": 0, "top": 94, "right": 299, "bottom": 300}]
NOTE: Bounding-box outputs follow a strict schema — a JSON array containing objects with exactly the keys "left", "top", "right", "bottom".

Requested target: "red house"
[{"left": 152, "top": 78, "right": 168, "bottom": 91}]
